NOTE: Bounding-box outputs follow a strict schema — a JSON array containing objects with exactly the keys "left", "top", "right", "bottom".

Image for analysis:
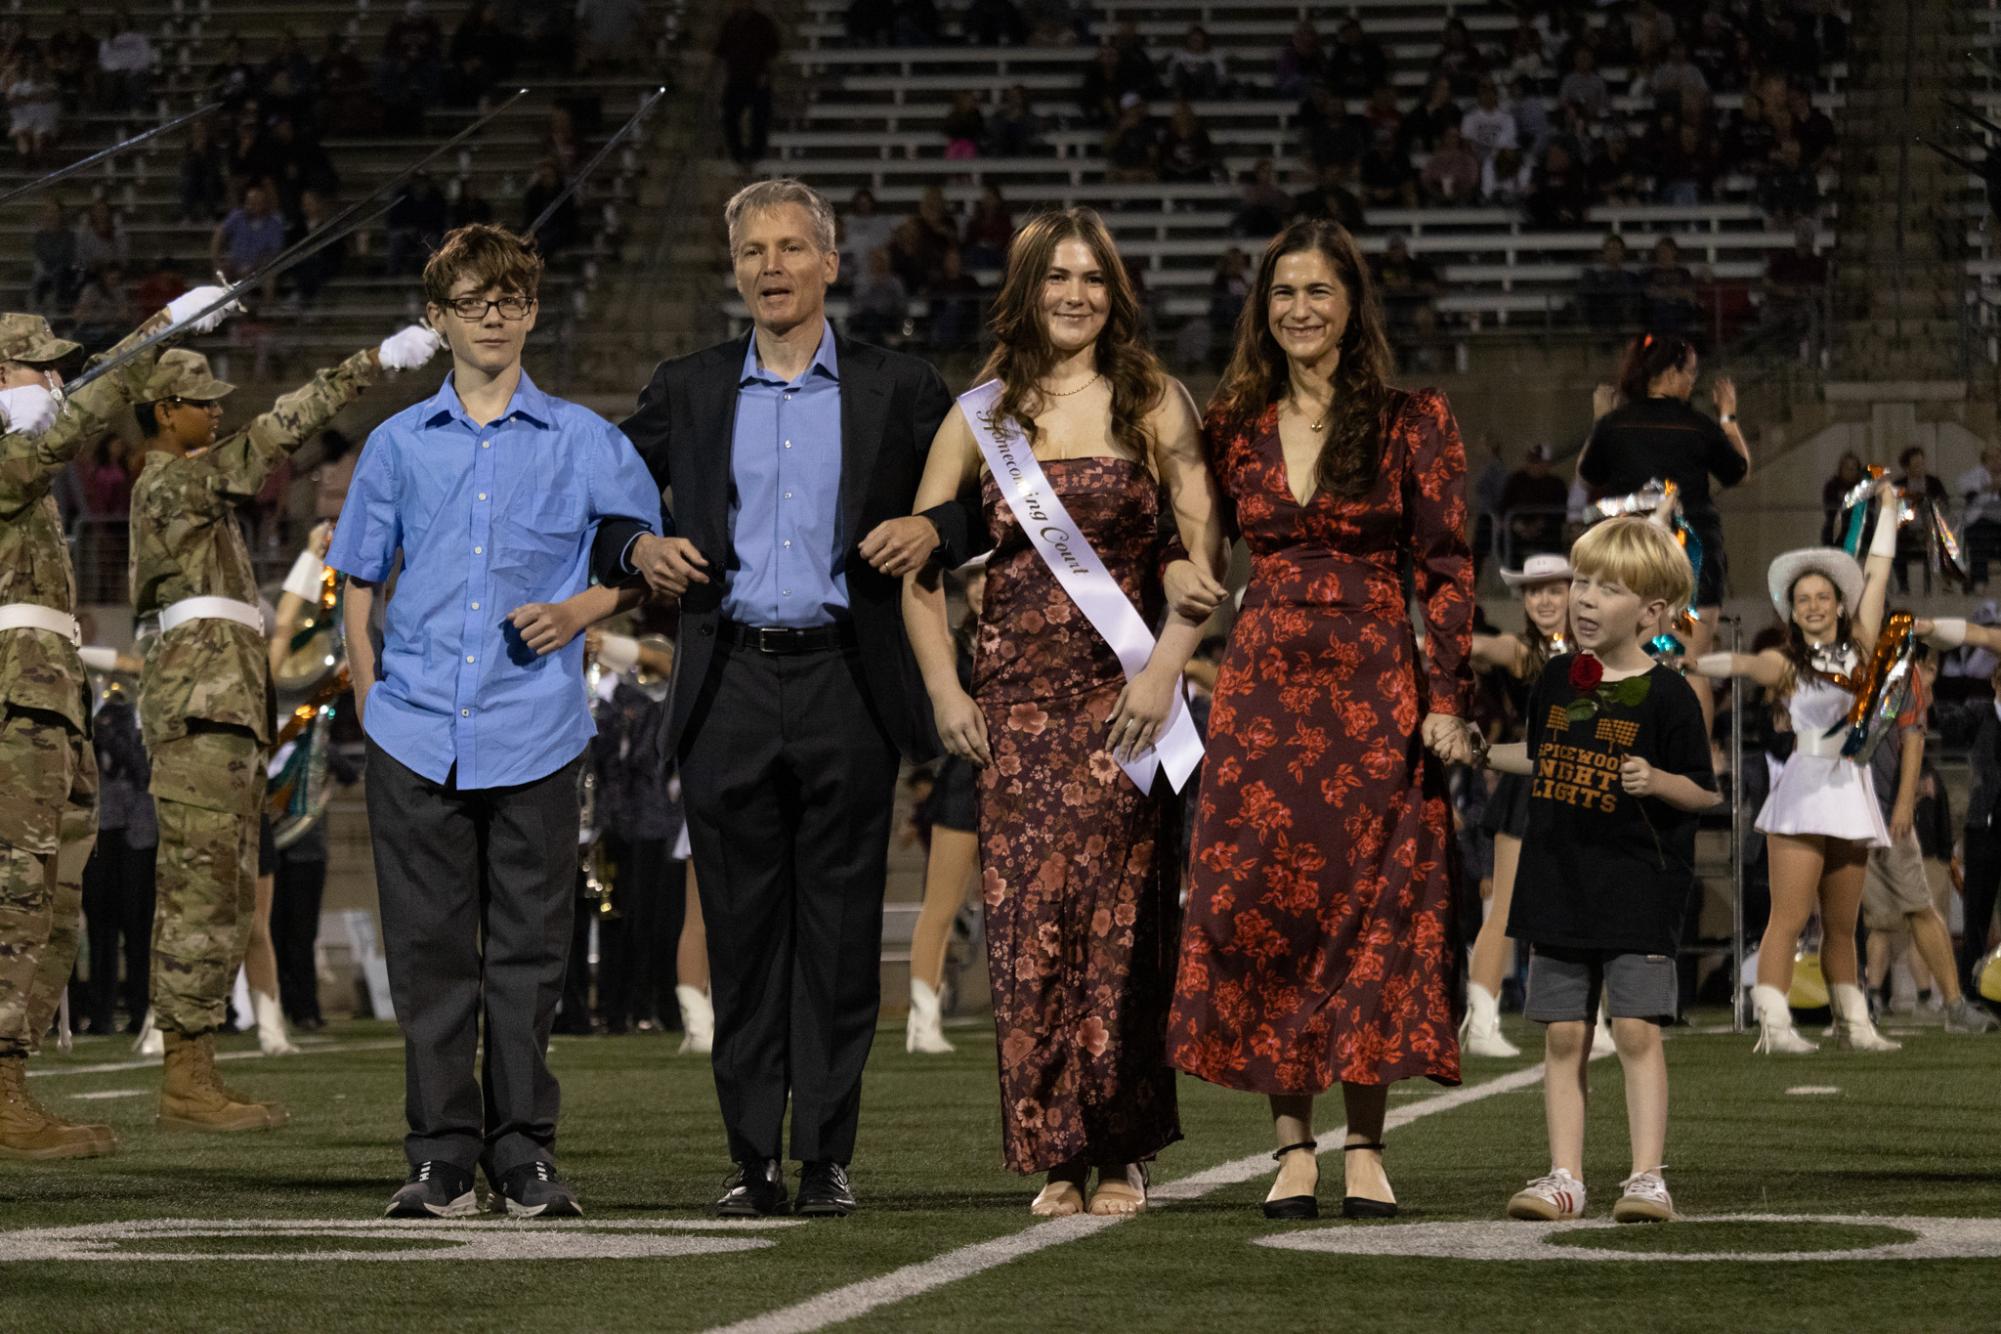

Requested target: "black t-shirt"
[
  {"left": 1578, "top": 396, "right": 1746, "bottom": 527},
  {"left": 1507, "top": 656, "right": 1716, "bottom": 955}
]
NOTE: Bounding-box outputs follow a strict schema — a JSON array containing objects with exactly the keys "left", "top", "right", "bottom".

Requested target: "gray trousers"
[{"left": 365, "top": 738, "right": 581, "bottom": 1179}]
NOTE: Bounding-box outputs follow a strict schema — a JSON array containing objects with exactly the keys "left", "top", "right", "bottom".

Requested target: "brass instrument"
[{"left": 266, "top": 545, "right": 345, "bottom": 848}]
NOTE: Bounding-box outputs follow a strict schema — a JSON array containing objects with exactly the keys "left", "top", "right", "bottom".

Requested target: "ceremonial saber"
[
  {"left": 1917, "top": 135, "right": 1985, "bottom": 175},
  {"left": 1726, "top": 613, "right": 1746, "bottom": 1036},
  {"left": 64, "top": 195, "right": 403, "bottom": 396},
  {"left": 1943, "top": 97, "right": 2001, "bottom": 140},
  {"left": 527, "top": 86, "right": 667, "bottom": 239},
  {"left": 0, "top": 101, "right": 222, "bottom": 209}
]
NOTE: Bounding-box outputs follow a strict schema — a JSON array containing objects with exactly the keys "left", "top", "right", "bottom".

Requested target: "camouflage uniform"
[
  {"left": 0, "top": 315, "right": 160, "bottom": 1059},
  {"left": 131, "top": 347, "right": 377, "bottom": 1037}
]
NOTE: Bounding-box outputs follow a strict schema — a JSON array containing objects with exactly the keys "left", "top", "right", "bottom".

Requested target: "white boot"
[
  {"left": 135, "top": 1008, "right": 163, "bottom": 1057},
  {"left": 676, "top": 985, "right": 713, "bottom": 1055},
  {"left": 1459, "top": 981, "right": 1520, "bottom": 1058},
  {"left": 1590, "top": 1003, "right": 1617, "bottom": 1057},
  {"left": 253, "top": 990, "right": 299, "bottom": 1057},
  {"left": 906, "top": 977, "right": 956, "bottom": 1055},
  {"left": 1751, "top": 984, "right": 1817, "bottom": 1054},
  {"left": 1830, "top": 982, "right": 1902, "bottom": 1052}
]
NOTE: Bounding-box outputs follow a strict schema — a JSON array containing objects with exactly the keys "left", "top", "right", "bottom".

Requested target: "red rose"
[{"left": 1569, "top": 653, "right": 1604, "bottom": 691}]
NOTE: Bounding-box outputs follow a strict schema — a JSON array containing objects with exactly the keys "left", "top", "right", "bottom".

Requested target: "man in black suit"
[{"left": 593, "top": 178, "right": 972, "bottom": 1218}]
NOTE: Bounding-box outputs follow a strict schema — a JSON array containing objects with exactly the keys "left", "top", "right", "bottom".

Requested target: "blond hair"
[
  {"left": 724, "top": 178, "right": 838, "bottom": 255},
  {"left": 1570, "top": 516, "right": 1694, "bottom": 618}
]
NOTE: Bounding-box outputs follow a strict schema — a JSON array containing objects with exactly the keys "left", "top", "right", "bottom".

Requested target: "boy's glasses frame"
[{"left": 442, "top": 296, "right": 536, "bottom": 321}]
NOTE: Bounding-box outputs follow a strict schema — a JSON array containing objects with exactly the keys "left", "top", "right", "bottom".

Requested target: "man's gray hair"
[{"left": 724, "top": 178, "right": 838, "bottom": 255}]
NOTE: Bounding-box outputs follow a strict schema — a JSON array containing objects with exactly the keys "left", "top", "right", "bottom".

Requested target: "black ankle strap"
[
  {"left": 1271, "top": 1139, "right": 1318, "bottom": 1160},
  {"left": 1342, "top": 1141, "right": 1386, "bottom": 1153}
]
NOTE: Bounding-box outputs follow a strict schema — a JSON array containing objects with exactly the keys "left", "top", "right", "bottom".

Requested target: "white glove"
[
  {"left": 164, "top": 285, "right": 242, "bottom": 335},
  {"left": 0, "top": 384, "right": 59, "bottom": 437},
  {"left": 377, "top": 324, "right": 445, "bottom": 372},
  {"left": 78, "top": 646, "right": 119, "bottom": 672}
]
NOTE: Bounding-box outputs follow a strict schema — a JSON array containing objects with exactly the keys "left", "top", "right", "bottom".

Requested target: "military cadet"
[
  {"left": 131, "top": 321, "right": 445, "bottom": 1133},
  {"left": 1, "top": 290, "right": 233, "bottom": 1159}
]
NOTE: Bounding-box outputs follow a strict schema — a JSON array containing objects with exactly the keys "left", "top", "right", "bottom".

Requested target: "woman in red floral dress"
[
  {"left": 1167, "top": 219, "right": 1477, "bottom": 1221},
  {"left": 904, "top": 209, "right": 1226, "bottom": 1219}
]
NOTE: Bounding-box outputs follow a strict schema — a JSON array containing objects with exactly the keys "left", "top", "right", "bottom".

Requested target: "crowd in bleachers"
[
  {"left": 13, "top": 3, "right": 668, "bottom": 343},
  {"left": 779, "top": 1, "right": 1847, "bottom": 361}
]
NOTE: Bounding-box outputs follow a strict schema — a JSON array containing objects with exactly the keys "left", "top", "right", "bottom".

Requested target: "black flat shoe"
[
  {"left": 1261, "top": 1139, "right": 1319, "bottom": 1221},
  {"left": 717, "top": 1158, "right": 789, "bottom": 1218},
  {"left": 1340, "top": 1141, "right": 1398, "bottom": 1220},
  {"left": 796, "top": 1161, "right": 857, "bottom": 1218}
]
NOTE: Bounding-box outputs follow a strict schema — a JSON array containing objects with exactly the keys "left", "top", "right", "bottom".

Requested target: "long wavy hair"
[
  {"left": 1771, "top": 571, "right": 1856, "bottom": 722},
  {"left": 1209, "top": 219, "right": 1394, "bottom": 501},
  {"left": 972, "top": 207, "right": 1163, "bottom": 460}
]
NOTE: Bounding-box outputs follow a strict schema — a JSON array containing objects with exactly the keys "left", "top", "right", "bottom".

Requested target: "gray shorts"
[{"left": 1523, "top": 946, "right": 1677, "bottom": 1025}]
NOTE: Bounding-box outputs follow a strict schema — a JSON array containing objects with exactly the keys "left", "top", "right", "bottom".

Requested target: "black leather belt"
[{"left": 718, "top": 620, "right": 858, "bottom": 654}]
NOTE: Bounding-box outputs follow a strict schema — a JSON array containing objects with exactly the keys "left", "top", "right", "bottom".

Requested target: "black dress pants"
[
  {"left": 270, "top": 850, "right": 326, "bottom": 1025},
  {"left": 678, "top": 642, "right": 900, "bottom": 1166},
  {"left": 1960, "top": 825, "right": 2001, "bottom": 994},
  {"left": 365, "top": 739, "right": 582, "bottom": 1178},
  {"left": 80, "top": 830, "right": 155, "bottom": 1030}
]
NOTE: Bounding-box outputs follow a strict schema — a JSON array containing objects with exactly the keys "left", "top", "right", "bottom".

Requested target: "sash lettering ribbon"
[{"left": 960, "top": 379, "right": 1203, "bottom": 794}]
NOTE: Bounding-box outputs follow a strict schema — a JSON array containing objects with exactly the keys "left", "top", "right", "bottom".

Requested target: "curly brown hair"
[
  {"left": 971, "top": 207, "right": 1163, "bottom": 461},
  {"left": 1209, "top": 219, "right": 1394, "bottom": 502}
]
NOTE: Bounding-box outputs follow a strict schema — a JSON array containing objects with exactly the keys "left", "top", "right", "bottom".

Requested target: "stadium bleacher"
[{"left": 724, "top": 0, "right": 1847, "bottom": 350}]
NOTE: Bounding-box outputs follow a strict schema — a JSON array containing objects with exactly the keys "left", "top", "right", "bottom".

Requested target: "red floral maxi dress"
[
  {"left": 1168, "top": 389, "right": 1474, "bottom": 1094},
  {"left": 974, "top": 455, "right": 1181, "bottom": 1174}
]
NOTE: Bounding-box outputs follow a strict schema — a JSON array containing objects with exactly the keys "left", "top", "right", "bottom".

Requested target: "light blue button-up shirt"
[
  {"left": 326, "top": 370, "right": 662, "bottom": 789},
  {"left": 721, "top": 325, "right": 848, "bottom": 628}
]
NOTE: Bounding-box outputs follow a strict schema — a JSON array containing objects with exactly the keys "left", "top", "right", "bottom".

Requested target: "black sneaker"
[
  {"left": 796, "top": 1161, "right": 857, "bottom": 1218},
  {"left": 385, "top": 1161, "right": 478, "bottom": 1218},
  {"left": 493, "top": 1161, "right": 583, "bottom": 1218}
]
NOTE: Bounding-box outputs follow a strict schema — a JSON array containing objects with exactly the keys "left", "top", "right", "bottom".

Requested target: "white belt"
[
  {"left": 159, "top": 596, "right": 263, "bottom": 635},
  {"left": 0, "top": 602, "right": 80, "bottom": 645},
  {"left": 1794, "top": 728, "right": 1852, "bottom": 759}
]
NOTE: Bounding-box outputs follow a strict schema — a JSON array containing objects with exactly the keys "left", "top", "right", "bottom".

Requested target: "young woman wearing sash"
[
  {"left": 904, "top": 208, "right": 1227, "bottom": 1218},
  {"left": 1165, "top": 219, "right": 1477, "bottom": 1222}
]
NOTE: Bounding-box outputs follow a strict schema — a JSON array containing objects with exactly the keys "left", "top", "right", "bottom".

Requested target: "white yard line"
[
  {"left": 67, "top": 1088, "right": 147, "bottom": 1101},
  {"left": 27, "top": 1039, "right": 406, "bottom": 1079},
  {"left": 708, "top": 1062, "right": 1551, "bottom": 1334}
]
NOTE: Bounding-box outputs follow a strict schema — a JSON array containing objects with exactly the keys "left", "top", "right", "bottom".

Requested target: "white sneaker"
[
  {"left": 1460, "top": 982, "right": 1521, "bottom": 1058},
  {"left": 1507, "top": 1168, "right": 1586, "bottom": 1221},
  {"left": 1612, "top": 1169, "right": 1674, "bottom": 1223}
]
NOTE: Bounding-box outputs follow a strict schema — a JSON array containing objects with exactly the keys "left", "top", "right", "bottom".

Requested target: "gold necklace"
[
  {"left": 1037, "top": 373, "right": 1102, "bottom": 398},
  {"left": 1288, "top": 394, "right": 1330, "bottom": 432}
]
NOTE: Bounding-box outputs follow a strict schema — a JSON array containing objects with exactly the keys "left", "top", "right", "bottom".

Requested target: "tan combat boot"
[
  {"left": 0, "top": 1054, "right": 114, "bottom": 1159},
  {"left": 159, "top": 1032, "right": 281, "bottom": 1132}
]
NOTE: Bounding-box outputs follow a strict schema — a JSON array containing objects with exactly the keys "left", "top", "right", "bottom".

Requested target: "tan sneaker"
[
  {"left": 159, "top": 1032, "right": 283, "bottom": 1132},
  {"left": 0, "top": 1054, "right": 116, "bottom": 1159}
]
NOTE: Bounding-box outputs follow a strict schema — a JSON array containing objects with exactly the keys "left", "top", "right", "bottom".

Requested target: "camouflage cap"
[
  {"left": 0, "top": 312, "right": 81, "bottom": 365},
  {"left": 138, "top": 348, "right": 235, "bottom": 403}
]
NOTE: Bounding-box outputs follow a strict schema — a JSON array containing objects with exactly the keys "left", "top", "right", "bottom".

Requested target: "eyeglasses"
[{"left": 442, "top": 295, "right": 535, "bottom": 321}]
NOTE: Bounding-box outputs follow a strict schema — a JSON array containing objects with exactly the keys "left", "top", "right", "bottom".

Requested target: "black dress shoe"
[
  {"left": 1261, "top": 1139, "right": 1319, "bottom": 1221},
  {"left": 1340, "top": 1141, "right": 1398, "bottom": 1220},
  {"left": 796, "top": 1161, "right": 857, "bottom": 1218},
  {"left": 717, "top": 1159, "right": 789, "bottom": 1217}
]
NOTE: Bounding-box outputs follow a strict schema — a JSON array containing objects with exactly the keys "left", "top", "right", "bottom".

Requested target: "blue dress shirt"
[
  {"left": 326, "top": 370, "right": 662, "bottom": 789},
  {"left": 721, "top": 326, "right": 848, "bottom": 628}
]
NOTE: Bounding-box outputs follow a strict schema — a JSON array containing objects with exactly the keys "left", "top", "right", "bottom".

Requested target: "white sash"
[{"left": 961, "top": 379, "right": 1203, "bottom": 794}]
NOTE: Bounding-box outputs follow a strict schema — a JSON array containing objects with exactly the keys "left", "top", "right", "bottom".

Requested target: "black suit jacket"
[{"left": 593, "top": 330, "right": 973, "bottom": 763}]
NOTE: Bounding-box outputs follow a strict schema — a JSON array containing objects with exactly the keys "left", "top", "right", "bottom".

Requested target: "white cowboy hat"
[
  {"left": 1768, "top": 547, "right": 1864, "bottom": 619},
  {"left": 1500, "top": 553, "right": 1575, "bottom": 588}
]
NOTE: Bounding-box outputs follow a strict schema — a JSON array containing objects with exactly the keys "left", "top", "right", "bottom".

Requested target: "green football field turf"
[{"left": 5, "top": 1013, "right": 1999, "bottom": 1332}]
